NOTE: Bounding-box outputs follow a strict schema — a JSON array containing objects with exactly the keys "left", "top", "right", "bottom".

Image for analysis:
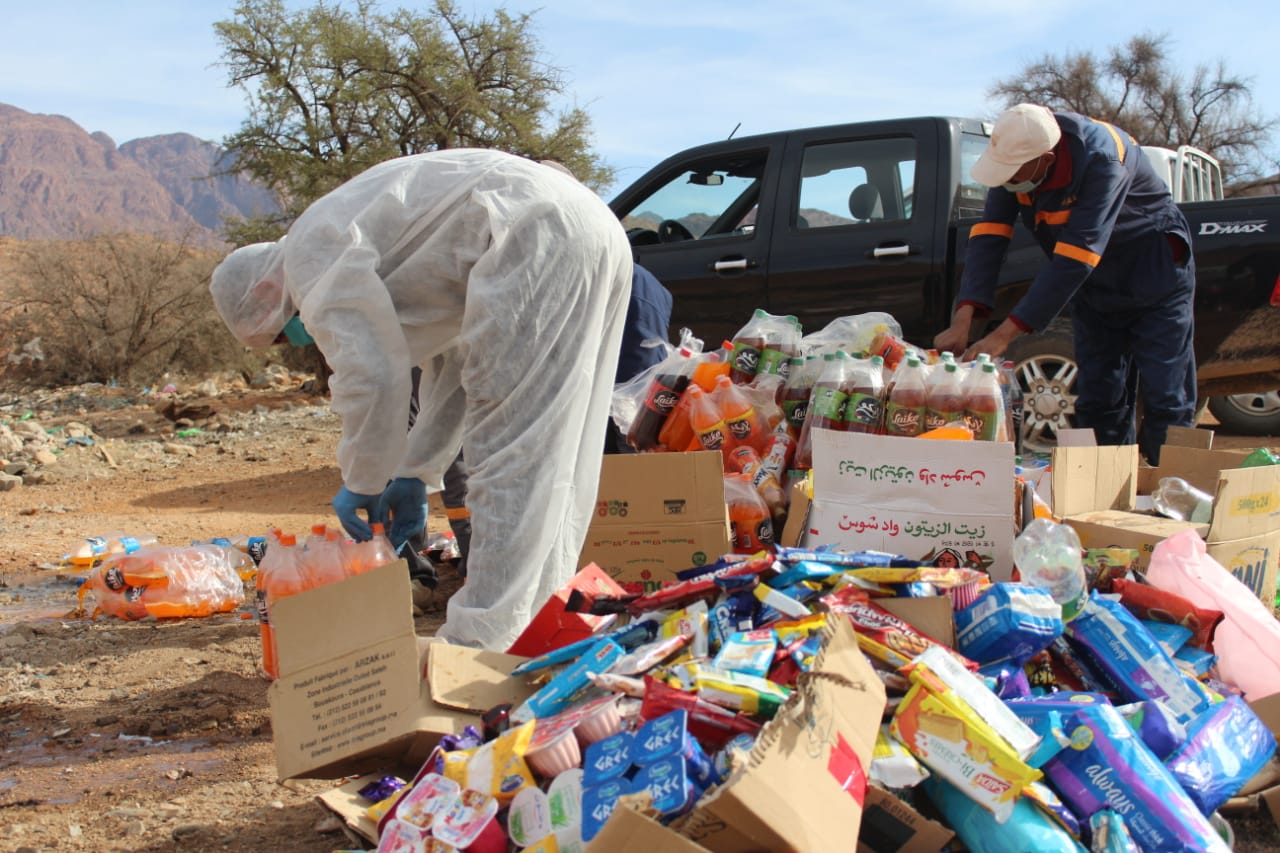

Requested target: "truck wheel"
[
  {"left": 1003, "top": 331, "right": 1078, "bottom": 455},
  {"left": 1207, "top": 392, "right": 1280, "bottom": 436}
]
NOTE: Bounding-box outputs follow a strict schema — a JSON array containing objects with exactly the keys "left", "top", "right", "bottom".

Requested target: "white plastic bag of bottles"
[{"left": 77, "top": 543, "right": 249, "bottom": 620}]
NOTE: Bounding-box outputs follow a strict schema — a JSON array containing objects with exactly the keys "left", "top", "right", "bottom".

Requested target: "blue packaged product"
[
  {"left": 922, "top": 776, "right": 1086, "bottom": 853},
  {"left": 1114, "top": 700, "right": 1186, "bottom": 760},
  {"left": 712, "top": 733, "right": 756, "bottom": 781},
  {"left": 631, "top": 756, "right": 701, "bottom": 818},
  {"left": 708, "top": 591, "right": 756, "bottom": 653},
  {"left": 634, "top": 709, "right": 717, "bottom": 789},
  {"left": 713, "top": 629, "right": 777, "bottom": 678},
  {"left": 582, "top": 731, "right": 634, "bottom": 787},
  {"left": 1025, "top": 780, "right": 1082, "bottom": 838},
  {"left": 519, "top": 638, "right": 624, "bottom": 720},
  {"left": 1173, "top": 644, "right": 1217, "bottom": 678},
  {"left": 768, "top": 559, "right": 842, "bottom": 588},
  {"left": 1166, "top": 695, "right": 1278, "bottom": 816},
  {"left": 1065, "top": 593, "right": 1210, "bottom": 725},
  {"left": 1089, "top": 809, "right": 1140, "bottom": 853},
  {"left": 978, "top": 661, "right": 1032, "bottom": 700},
  {"left": 1044, "top": 703, "right": 1230, "bottom": 853},
  {"left": 581, "top": 777, "right": 632, "bottom": 842},
  {"left": 955, "top": 583, "right": 1063, "bottom": 666},
  {"left": 1138, "top": 619, "right": 1194, "bottom": 657},
  {"left": 510, "top": 621, "right": 656, "bottom": 676},
  {"left": 772, "top": 545, "right": 914, "bottom": 568}
]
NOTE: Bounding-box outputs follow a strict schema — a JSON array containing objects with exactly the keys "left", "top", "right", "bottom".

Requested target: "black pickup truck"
[{"left": 608, "top": 116, "right": 1280, "bottom": 449}]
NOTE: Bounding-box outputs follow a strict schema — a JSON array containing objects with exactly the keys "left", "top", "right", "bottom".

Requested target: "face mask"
[{"left": 1003, "top": 156, "right": 1052, "bottom": 194}]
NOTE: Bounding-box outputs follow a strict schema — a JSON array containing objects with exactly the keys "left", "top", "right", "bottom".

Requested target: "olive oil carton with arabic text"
[{"left": 802, "top": 429, "right": 1017, "bottom": 580}]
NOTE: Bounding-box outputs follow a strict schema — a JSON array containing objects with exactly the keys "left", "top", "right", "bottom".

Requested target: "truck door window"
[
  {"left": 955, "top": 133, "right": 989, "bottom": 219},
  {"left": 616, "top": 151, "right": 768, "bottom": 245},
  {"left": 796, "top": 137, "right": 917, "bottom": 228}
]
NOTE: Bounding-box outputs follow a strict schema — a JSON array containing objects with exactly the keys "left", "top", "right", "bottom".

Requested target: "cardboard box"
[
  {"left": 506, "top": 563, "right": 626, "bottom": 657},
  {"left": 1058, "top": 443, "right": 1280, "bottom": 601},
  {"left": 803, "top": 430, "right": 1017, "bottom": 580},
  {"left": 857, "top": 786, "right": 955, "bottom": 853},
  {"left": 268, "top": 562, "right": 534, "bottom": 781},
  {"left": 585, "top": 797, "right": 713, "bottom": 852},
  {"left": 579, "top": 451, "right": 732, "bottom": 590},
  {"left": 671, "top": 615, "right": 887, "bottom": 852}
]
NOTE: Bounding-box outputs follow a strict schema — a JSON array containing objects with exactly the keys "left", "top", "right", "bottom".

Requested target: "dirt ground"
[{"left": 0, "top": 373, "right": 1276, "bottom": 852}]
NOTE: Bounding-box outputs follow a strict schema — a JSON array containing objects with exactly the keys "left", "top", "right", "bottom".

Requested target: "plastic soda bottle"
[
  {"left": 729, "top": 309, "right": 771, "bottom": 384},
  {"left": 258, "top": 532, "right": 308, "bottom": 679},
  {"left": 657, "top": 386, "right": 699, "bottom": 451},
  {"left": 1151, "top": 477, "right": 1214, "bottom": 523},
  {"left": 1242, "top": 447, "right": 1280, "bottom": 467},
  {"left": 884, "top": 356, "right": 927, "bottom": 437},
  {"left": 727, "top": 445, "right": 788, "bottom": 526},
  {"left": 795, "top": 352, "right": 850, "bottom": 468},
  {"left": 682, "top": 384, "right": 727, "bottom": 463},
  {"left": 302, "top": 527, "right": 348, "bottom": 588},
  {"left": 724, "top": 472, "right": 775, "bottom": 553},
  {"left": 714, "top": 375, "right": 769, "bottom": 454},
  {"left": 690, "top": 342, "right": 733, "bottom": 392},
  {"left": 65, "top": 531, "right": 160, "bottom": 567},
  {"left": 963, "top": 362, "right": 1008, "bottom": 441},
  {"left": 758, "top": 315, "right": 802, "bottom": 380},
  {"left": 346, "top": 521, "right": 399, "bottom": 576},
  {"left": 843, "top": 355, "right": 885, "bottom": 434},
  {"left": 925, "top": 361, "right": 965, "bottom": 433},
  {"left": 627, "top": 346, "right": 695, "bottom": 451},
  {"left": 1012, "top": 519, "right": 1087, "bottom": 622}
]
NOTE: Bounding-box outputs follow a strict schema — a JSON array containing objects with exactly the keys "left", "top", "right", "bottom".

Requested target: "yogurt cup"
[
  {"left": 572, "top": 695, "right": 624, "bottom": 747},
  {"left": 546, "top": 768, "right": 584, "bottom": 838},
  {"left": 433, "top": 789, "right": 505, "bottom": 853},
  {"left": 525, "top": 725, "right": 583, "bottom": 779},
  {"left": 506, "top": 786, "right": 553, "bottom": 847}
]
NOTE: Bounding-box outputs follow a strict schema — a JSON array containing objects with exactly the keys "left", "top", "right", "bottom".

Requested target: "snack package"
[
  {"left": 514, "top": 638, "right": 625, "bottom": 722},
  {"left": 668, "top": 661, "right": 791, "bottom": 719},
  {"left": 712, "top": 628, "right": 777, "bottom": 678},
  {"left": 1082, "top": 548, "right": 1140, "bottom": 593},
  {"left": 956, "top": 583, "right": 1064, "bottom": 667},
  {"left": 1109, "top": 577, "right": 1222, "bottom": 652},
  {"left": 707, "top": 591, "right": 756, "bottom": 653},
  {"left": 1065, "top": 593, "right": 1211, "bottom": 725},
  {"left": 871, "top": 724, "right": 930, "bottom": 789},
  {"left": 921, "top": 776, "right": 1085, "bottom": 850},
  {"left": 891, "top": 675, "right": 1042, "bottom": 821},
  {"left": 440, "top": 721, "right": 537, "bottom": 805},
  {"left": 1044, "top": 703, "right": 1230, "bottom": 852},
  {"left": 1165, "top": 695, "right": 1278, "bottom": 816},
  {"left": 822, "top": 586, "right": 976, "bottom": 671}
]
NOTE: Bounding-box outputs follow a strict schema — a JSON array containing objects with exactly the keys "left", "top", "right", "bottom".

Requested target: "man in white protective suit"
[{"left": 209, "top": 149, "right": 633, "bottom": 651}]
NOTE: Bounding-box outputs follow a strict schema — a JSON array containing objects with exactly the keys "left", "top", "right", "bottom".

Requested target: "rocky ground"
[
  {"left": 0, "top": 370, "right": 459, "bottom": 852},
  {"left": 0, "top": 370, "right": 1276, "bottom": 851}
]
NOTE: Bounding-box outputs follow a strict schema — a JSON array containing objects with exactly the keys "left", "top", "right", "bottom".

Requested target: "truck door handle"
[
  {"left": 712, "top": 258, "right": 757, "bottom": 272},
  {"left": 871, "top": 244, "right": 911, "bottom": 259}
]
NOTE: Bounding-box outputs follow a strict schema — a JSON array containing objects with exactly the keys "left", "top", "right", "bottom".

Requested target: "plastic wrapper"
[
  {"left": 978, "top": 661, "right": 1032, "bottom": 700},
  {"left": 1146, "top": 530, "right": 1280, "bottom": 700},
  {"left": 1065, "top": 593, "right": 1211, "bottom": 725},
  {"left": 707, "top": 591, "right": 756, "bottom": 654},
  {"left": 611, "top": 329, "right": 699, "bottom": 451},
  {"left": 1043, "top": 702, "right": 1230, "bottom": 853},
  {"left": 440, "top": 721, "right": 536, "bottom": 805},
  {"left": 821, "top": 586, "right": 976, "bottom": 671},
  {"left": 1089, "top": 809, "right": 1140, "bottom": 853},
  {"left": 871, "top": 724, "right": 930, "bottom": 789},
  {"left": 668, "top": 661, "right": 791, "bottom": 719},
  {"left": 921, "top": 776, "right": 1080, "bottom": 847},
  {"left": 1109, "top": 577, "right": 1222, "bottom": 652},
  {"left": 955, "top": 583, "right": 1063, "bottom": 667},
  {"left": 78, "top": 543, "right": 247, "bottom": 620},
  {"left": 1114, "top": 700, "right": 1186, "bottom": 760},
  {"left": 712, "top": 629, "right": 777, "bottom": 678},
  {"left": 1173, "top": 644, "right": 1217, "bottom": 678},
  {"left": 799, "top": 312, "right": 903, "bottom": 358},
  {"left": 1165, "top": 695, "right": 1278, "bottom": 816},
  {"left": 1081, "top": 548, "right": 1139, "bottom": 593},
  {"left": 1139, "top": 619, "right": 1193, "bottom": 657},
  {"left": 639, "top": 676, "right": 762, "bottom": 750}
]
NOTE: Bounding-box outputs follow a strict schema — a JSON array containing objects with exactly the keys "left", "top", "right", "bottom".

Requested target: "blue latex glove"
[
  {"left": 380, "top": 477, "right": 428, "bottom": 550},
  {"left": 332, "top": 486, "right": 384, "bottom": 542}
]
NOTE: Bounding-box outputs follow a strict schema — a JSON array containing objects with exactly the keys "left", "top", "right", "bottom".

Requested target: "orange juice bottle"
[{"left": 258, "top": 533, "right": 307, "bottom": 680}]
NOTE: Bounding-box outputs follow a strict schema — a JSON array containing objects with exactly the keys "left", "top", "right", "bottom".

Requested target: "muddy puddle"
[{"left": 0, "top": 569, "right": 85, "bottom": 630}]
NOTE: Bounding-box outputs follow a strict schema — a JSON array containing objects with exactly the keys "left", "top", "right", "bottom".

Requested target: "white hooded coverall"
[{"left": 210, "top": 149, "right": 633, "bottom": 650}]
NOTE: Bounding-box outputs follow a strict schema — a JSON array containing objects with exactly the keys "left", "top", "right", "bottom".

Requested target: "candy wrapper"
[
  {"left": 1082, "top": 548, "right": 1139, "bottom": 593},
  {"left": 1110, "top": 578, "right": 1222, "bottom": 652},
  {"left": 956, "top": 583, "right": 1063, "bottom": 667},
  {"left": 440, "top": 721, "right": 536, "bottom": 805},
  {"left": 712, "top": 628, "right": 777, "bottom": 678},
  {"left": 708, "top": 591, "right": 756, "bottom": 653},
  {"left": 978, "top": 662, "right": 1032, "bottom": 700},
  {"left": 1065, "top": 593, "right": 1210, "bottom": 725},
  {"left": 514, "top": 638, "right": 625, "bottom": 722},
  {"left": 921, "top": 776, "right": 1084, "bottom": 850},
  {"left": 1165, "top": 695, "right": 1278, "bottom": 816},
  {"left": 1044, "top": 702, "right": 1230, "bottom": 852},
  {"left": 668, "top": 661, "right": 791, "bottom": 719},
  {"left": 821, "top": 586, "right": 976, "bottom": 671}
]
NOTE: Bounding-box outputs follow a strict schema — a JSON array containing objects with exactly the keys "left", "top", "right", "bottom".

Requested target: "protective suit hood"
[{"left": 209, "top": 241, "right": 292, "bottom": 349}]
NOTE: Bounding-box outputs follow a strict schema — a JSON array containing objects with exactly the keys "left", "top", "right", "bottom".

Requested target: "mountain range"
[{"left": 0, "top": 103, "right": 277, "bottom": 248}]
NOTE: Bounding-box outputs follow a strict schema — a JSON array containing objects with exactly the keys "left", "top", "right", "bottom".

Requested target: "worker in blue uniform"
[{"left": 935, "top": 103, "right": 1196, "bottom": 464}]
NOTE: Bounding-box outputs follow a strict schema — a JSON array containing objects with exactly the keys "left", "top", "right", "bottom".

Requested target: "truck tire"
[
  {"left": 1207, "top": 392, "right": 1280, "bottom": 436},
  {"left": 1003, "top": 330, "right": 1078, "bottom": 456}
]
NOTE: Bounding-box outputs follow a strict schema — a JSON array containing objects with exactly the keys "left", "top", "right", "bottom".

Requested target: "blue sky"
[{"left": 1, "top": 0, "right": 1276, "bottom": 198}]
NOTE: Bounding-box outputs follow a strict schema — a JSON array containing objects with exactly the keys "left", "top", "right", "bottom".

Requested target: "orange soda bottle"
[
  {"left": 687, "top": 384, "right": 732, "bottom": 465},
  {"left": 345, "top": 521, "right": 398, "bottom": 576},
  {"left": 724, "top": 472, "right": 775, "bottom": 553},
  {"left": 727, "top": 446, "right": 788, "bottom": 527},
  {"left": 302, "top": 526, "right": 347, "bottom": 588},
  {"left": 690, "top": 342, "right": 733, "bottom": 392},
  {"left": 258, "top": 533, "right": 308, "bottom": 680},
  {"left": 714, "top": 375, "right": 768, "bottom": 454},
  {"left": 657, "top": 386, "right": 698, "bottom": 451}
]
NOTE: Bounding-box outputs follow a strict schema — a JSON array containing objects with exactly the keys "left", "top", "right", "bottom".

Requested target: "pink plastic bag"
[{"left": 1146, "top": 530, "right": 1280, "bottom": 700}]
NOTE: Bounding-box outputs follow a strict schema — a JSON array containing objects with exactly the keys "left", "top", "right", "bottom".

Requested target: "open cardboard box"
[
  {"left": 799, "top": 429, "right": 1017, "bottom": 580},
  {"left": 1056, "top": 437, "right": 1280, "bottom": 601},
  {"left": 267, "top": 561, "right": 533, "bottom": 782},
  {"left": 578, "top": 450, "right": 733, "bottom": 592}
]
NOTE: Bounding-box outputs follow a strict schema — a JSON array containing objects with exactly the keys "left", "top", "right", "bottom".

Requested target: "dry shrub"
[{"left": 0, "top": 233, "right": 257, "bottom": 385}]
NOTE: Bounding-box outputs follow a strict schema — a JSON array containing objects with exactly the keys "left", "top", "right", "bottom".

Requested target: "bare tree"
[{"left": 989, "top": 33, "right": 1279, "bottom": 191}]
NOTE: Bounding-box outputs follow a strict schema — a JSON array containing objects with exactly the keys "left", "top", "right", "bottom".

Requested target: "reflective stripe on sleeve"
[
  {"left": 971, "top": 222, "right": 1015, "bottom": 239},
  {"left": 1054, "top": 241, "right": 1101, "bottom": 267}
]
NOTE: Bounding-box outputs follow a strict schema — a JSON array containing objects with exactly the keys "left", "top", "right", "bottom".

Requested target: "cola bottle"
[
  {"left": 884, "top": 356, "right": 927, "bottom": 437},
  {"left": 842, "top": 355, "right": 885, "bottom": 434},
  {"left": 795, "top": 352, "right": 851, "bottom": 468},
  {"left": 780, "top": 355, "right": 817, "bottom": 439},
  {"left": 729, "top": 309, "right": 771, "bottom": 384},
  {"left": 627, "top": 346, "right": 695, "bottom": 451},
  {"left": 758, "top": 315, "right": 802, "bottom": 380}
]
